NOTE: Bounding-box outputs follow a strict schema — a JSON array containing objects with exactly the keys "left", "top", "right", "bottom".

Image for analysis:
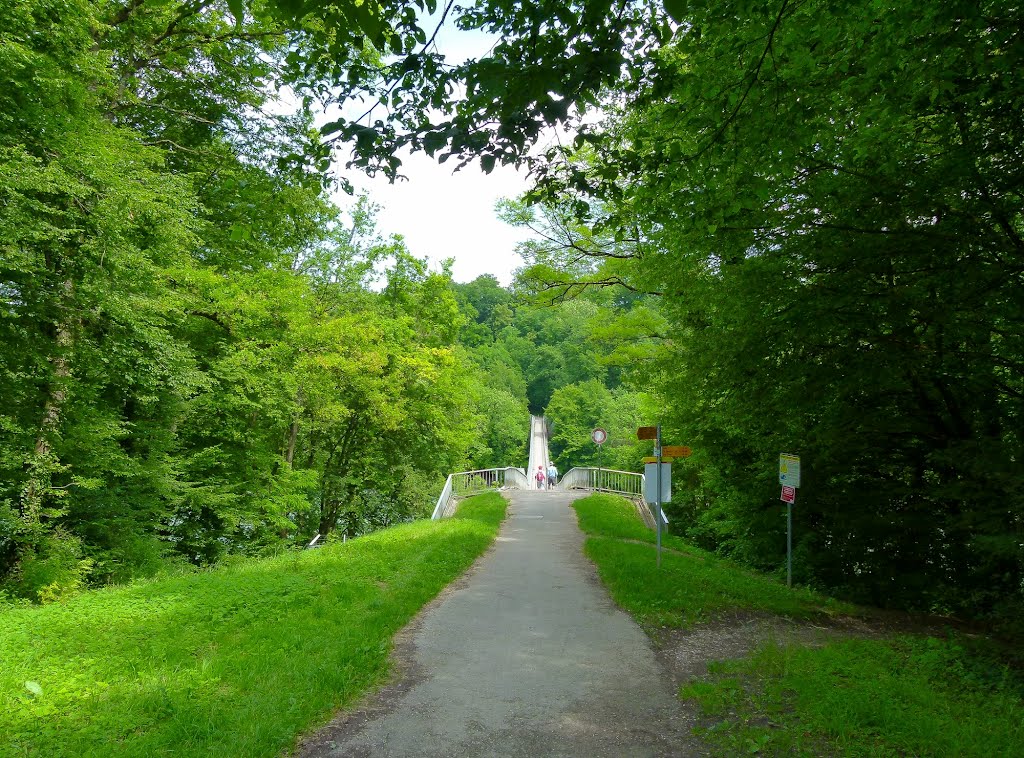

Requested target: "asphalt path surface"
[{"left": 299, "top": 488, "right": 693, "bottom": 757}]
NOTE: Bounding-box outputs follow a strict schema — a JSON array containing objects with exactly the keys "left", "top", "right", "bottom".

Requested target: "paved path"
[
  {"left": 526, "top": 415, "right": 551, "bottom": 488},
  {"left": 299, "top": 489, "right": 694, "bottom": 757}
]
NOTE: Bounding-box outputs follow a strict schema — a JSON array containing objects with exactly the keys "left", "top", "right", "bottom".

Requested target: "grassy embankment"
[
  {"left": 573, "top": 493, "right": 1024, "bottom": 757},
  {"left": 1, "top": 492, "right": 507, "bottom": 758}
]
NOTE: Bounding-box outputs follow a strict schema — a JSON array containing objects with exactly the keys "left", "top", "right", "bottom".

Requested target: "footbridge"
[{"left": 431, "top": 416, "right": 663, "bottom": 528}]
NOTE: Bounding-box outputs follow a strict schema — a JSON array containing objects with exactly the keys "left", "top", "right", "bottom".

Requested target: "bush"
[{"left": 6, "top": 529, "right": 94, "bottom": 603}]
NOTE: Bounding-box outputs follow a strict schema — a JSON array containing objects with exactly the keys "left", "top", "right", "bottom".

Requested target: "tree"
[
  {"left": 546, "top": 382, "right": 652, "bottom": 473},
  {"left": 265, "top": 0, "right": 671, "bottom": 178},
  {"left": 517, "top": 0, "right": 1024, "bottom": 622},
  {"left": 0, "top": 0, "right": 501, "bottom": 596},
  {"left": 0, "top": 0, "right": 213, "bottom": 590}
]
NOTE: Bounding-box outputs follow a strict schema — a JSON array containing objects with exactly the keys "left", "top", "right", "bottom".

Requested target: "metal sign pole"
[
  {"left": 779, "top": 453, "right": 800, "bottom": 589},
  {"left": 591, "top": 428, "right": 607, "bottom": 491},
  {"left": 787, "top": 502, "right": 792, "bottom": 588},
  {"left": 656, "top": 424, "right": 662, "bottom": 568}
]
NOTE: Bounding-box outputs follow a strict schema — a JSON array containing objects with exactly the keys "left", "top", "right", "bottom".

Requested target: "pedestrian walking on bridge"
[
  {"left": 547, "top": 463, "right": 558, "bottom": 488},
  {"left": 535, "top": 465, "right": 546, "bottom": 490}
]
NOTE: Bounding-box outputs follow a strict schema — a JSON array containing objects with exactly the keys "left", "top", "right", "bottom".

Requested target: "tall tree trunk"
[
  {"left": 285, "top": 391, "right": 304, "bottom": 466},
  {"left": 21, "top": 279, "right": 75, "bottom": 527},
  {"left": 285, "top": 420, "right": 298, "bottom": 466}
]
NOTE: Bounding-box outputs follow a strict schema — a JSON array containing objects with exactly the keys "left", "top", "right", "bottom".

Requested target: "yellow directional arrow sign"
[{"left": 661, "top": 445, "right": 692, "bottom": 458}]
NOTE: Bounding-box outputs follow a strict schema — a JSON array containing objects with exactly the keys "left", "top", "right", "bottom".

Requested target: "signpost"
[
  {"left": 638, "top": 425, "right": 669, "bottom": 567},
  {"left": 637, "top": 427, "right": 693, "bottom": 568},
  {"left": 779, "top": 453, "right": 801, "bottom": 587},
  {"left": 592, "top": 428, "right": 607, "bottom": 486},
  {"left": 779, "top": 453, "right": 801, "bottom": 487},
  {"left": 655, "top": 425, "right": 662, "bottom": 567},
  {"left": 643, "top": 463, "right": 672, "bottom": 503}
]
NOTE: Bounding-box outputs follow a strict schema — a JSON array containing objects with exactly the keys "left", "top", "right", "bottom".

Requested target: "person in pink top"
[{"left": 535, "top": 465, "right": 546, "bottom": 490}]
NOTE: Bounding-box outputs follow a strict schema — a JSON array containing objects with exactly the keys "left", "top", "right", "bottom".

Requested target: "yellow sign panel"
[
  {"left": 779, "top": 453, "right": 801, "bottom": 487},
  {"left": 662, "top": 445, "right": 692, "bottom": 458},
  {"left": 636, "top": 426, "right": 658, "bottom": 440},
  {"left": 643, "top": 456, "right": 674, "bottom": 464}
]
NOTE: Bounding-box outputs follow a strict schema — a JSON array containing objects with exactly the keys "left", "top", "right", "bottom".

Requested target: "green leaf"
[
  {"left": 226, "top": 0, "right": 245, "bottom": 27},
  {"left": 320, "top": 119, "right": 346, "bottom": 136},
  {"left": 25, "top": 681, "right": 42, "bottom": 696},
  {"left": 352, "top": 2, "right": 384, "bottom": 48},
  {"left": 423, "top": 130, "right": 447, "bottom": 156},
  {"left": 663, "top": 0, "right": 687, "bottom": 23}
]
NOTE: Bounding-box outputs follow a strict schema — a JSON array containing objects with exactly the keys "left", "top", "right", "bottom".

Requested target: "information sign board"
[
  {"left": 780, "top": 486, "right": 796, "bottom": 504},
  {"left": 779, "top": 453, "right": 801, "bottom": 487}
]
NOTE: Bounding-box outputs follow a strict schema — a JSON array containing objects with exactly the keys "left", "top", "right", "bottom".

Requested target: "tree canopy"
[
  {"left": 2, "top": 0, "right": 1021, "bottom": 633},
  {"left": 508, "top": 0, "right": 1024, "bottom": 626},
  {"left": 0, "top": 0, "right": 536, "bottom": 599}
]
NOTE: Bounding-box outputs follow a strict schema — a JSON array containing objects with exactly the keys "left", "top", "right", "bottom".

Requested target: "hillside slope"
[{"left": 1, "top": 494, "right": 506, "bottom": 758}]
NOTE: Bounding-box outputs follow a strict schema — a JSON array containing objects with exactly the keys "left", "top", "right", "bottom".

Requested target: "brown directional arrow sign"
[
  {"left": 637, "top": 426, "right": 658, "bottom": 440},
  {"left": 661, "top": 445, "right": 692, "bottom": 458}
]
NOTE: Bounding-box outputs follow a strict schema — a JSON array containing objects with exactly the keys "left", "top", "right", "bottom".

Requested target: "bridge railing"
[
  {"left": 559, "top": 467, "right": 644, "bottom": 498},
  {"left": 558, "top": 466, "right": 668, "bottom": 528},
  {"left": 431, "top": 467, "right": 528, "bottom": 520}
]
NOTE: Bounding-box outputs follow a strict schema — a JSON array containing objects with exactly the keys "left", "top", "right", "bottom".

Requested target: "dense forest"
[
  {"left": 508, "top": 0, "right": 1024, "bottom": 630},
  {"left": 3, "top": 0, "right": 1022, "bottom": 633},
  {"left": 0, "top": 0, "right": 548, "bottom": 599}
]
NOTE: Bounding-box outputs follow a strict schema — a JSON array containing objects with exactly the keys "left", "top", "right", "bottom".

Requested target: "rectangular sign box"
[
  {"left": 636, "top": 426, "right": 658, "bottom": 440},
  {"left": 781, "top": 485, "right": 796, "bottom": 504},
  {"left": 643, "top": 462, "right": 671, "bottom": 504}
]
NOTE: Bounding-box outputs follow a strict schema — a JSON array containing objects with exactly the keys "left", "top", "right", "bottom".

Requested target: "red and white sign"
[
  {"left": 780, "top": 486, "right": 796, "bottom": 504},
  {"left": 592, "top": 428, "right": 608, "bottom": 445}
]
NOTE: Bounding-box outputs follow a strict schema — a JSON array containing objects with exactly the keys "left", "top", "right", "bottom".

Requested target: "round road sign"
[{"left": 592, "top": 428, "right": 608, "bottom": 445}]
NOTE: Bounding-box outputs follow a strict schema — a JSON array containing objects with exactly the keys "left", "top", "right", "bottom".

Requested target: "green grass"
[
  {"left": 681, "top": 636, "right": 1024, "bottom": 757},
  {"left": 0, "top": 492, "right": 507, "bottom": 758},
  {"left": 575, "top": 494, "right": 1024, "bottom": 755},
  {"left": 573, "top": 494, "right": 850, "bottom": 627},
  {"left": 573, "top": 493, "right": 661, "bottom": 543}
]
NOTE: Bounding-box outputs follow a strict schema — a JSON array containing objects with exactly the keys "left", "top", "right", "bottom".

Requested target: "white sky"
[
  {"left": 344, "top": 152, "right": 533, "bottom": 286},
  {"left": 330, "top": 13, "right": 535, "bottom": 286}
]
